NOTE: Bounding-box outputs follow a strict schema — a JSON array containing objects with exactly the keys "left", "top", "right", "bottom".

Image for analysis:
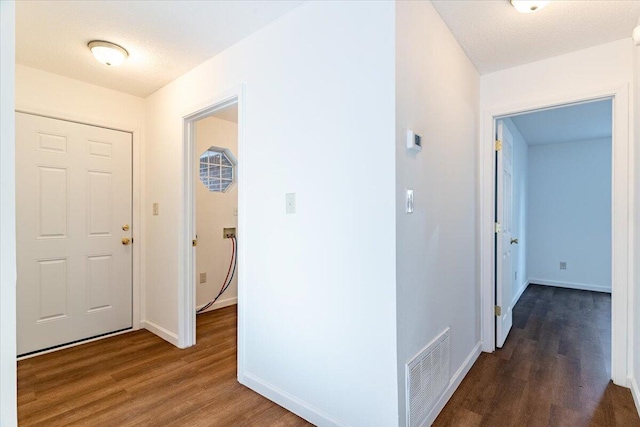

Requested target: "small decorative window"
[{"left": 199, "top": 147, "right": 237, "bottom": 192}]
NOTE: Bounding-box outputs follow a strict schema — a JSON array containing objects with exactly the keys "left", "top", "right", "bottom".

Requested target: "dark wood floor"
[
  {"left": 17, "top": 306, "right": 313, "bottom": 426},
  {"left": 435, "top": 284, "right": 640, "bottom": 427}
]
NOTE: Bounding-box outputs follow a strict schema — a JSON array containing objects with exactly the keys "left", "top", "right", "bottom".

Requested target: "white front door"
[
  {"left": 496, "top": 120, "right": 514, "bottom": 348},
  {"left": 16, "top": 113, "right": 133, "bottom": 355}
]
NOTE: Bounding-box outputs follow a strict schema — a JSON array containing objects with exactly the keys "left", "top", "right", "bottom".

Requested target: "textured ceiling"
[
  {"left": 431, "top": 0, "right": 640, "bottom": 74},
  {"left": 16, "top": 0, "right": 303, "bottom": 97},
  {"left": 509, "top": 99, "right": 612, "bottom": 145}
]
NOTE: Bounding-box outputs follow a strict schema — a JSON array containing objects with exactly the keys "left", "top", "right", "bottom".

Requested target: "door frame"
[
  {"left": 479, "top": 84, "right": 632, "bottom": 386},
  {"left": 13, "top": 106, "right": 143, "bottom": 350},
  {"left": 178, "top": 86, "right": 245, "bottom": 364}
]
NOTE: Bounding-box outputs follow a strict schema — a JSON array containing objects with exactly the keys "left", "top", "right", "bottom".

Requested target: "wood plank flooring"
[
  {"left": 435, "top": 284, "right": 640, "bottom": 427},
  {"left": 17, "top": 306, "right": 313, "bottom": 426},
  {"left": 18, "top": 286, "right": 640, "bottom": 426}
]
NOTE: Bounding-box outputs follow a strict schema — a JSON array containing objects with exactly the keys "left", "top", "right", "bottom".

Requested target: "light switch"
[
  {"left": 405, "top": 189, "right": 414, "bottom": 214},
  {"left": 286, "top": 193, "right": 296, "bottom": 214},
  {"left": 153, "top": 202, "right": 159, "bottom": 216}
]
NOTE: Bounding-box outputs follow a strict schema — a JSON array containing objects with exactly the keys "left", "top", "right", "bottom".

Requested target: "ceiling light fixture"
[
  {"left": 633, "top": 16, "right": 640, "bottom": 46},
  {"left": 88, "top": 40, "right": 128, "bottom": 66},
  {"left": 510, "top": 0, "right": 550, "bottom": 13}
]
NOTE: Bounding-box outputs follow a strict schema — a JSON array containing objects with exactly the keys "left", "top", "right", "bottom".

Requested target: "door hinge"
[
  {"left": 495, "top": 222, "right": 502, "bottom": 233},
  {"left": 192, "top": 239, "right": 197, "bottom": 247},
  {"left": 495, "top": 305, "right": 502, "bottom": 316},
  {"left": 495, "top": 139, "right": 502, "bottom": 151}
]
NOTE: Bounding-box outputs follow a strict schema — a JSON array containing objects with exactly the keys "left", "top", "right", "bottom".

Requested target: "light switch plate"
[
  {"left": 153, "top": 202, "right": 159, "bottom": 216},
  {"left": 406, "top": 189, "right": 414, "bottom": 213},
  {"left": 199, "top": 272, "right": 206, "bottom": 284}
]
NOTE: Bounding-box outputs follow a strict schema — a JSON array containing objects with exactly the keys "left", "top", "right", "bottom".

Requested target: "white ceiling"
[
  {"left": 431, "top": 0, "right": 640, "bottom": 74},
  {"left": 16, "top": 1, "right": 640, "bottom": 97},
  {"left": 210, "top": 104, "right": 238, "bottom": 124},
  {"left": 16, "top": 0, "right": 303, "bottom": 98},
  {"left": 509, "top": 99, "right": 612, "bottom": 145}
]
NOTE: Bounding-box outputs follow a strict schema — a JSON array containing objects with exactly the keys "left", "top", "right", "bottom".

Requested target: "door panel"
[
  {"left": 496, "top": 120, "right": 514, "bottom": 348},
  {"left": 87, "top": 171, "right": 113, "bottom": 236},
  {"left": 37, "top": 166, "right": 68, "bottom": 238},
  {"left": 17, "top": 113, "right": 133, "bottom": 355},
  {"left": 36, "top": 258, "right": 68, "bottom": 321}
]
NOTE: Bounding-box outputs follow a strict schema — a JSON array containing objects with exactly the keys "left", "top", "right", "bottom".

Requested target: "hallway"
[{"left": 435, "top": 285, "right": 640, "bottom": 426}]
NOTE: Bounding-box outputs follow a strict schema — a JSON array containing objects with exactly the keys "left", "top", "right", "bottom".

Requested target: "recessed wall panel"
[
  {"left": 36, "top": 166, "right": 68, "bottom": 239},
  {"left": 37, "top": 258, "right": 68, "bottom": 322},
  {"left": 87, "top": 171, "right": 112, "bottom": 236},
  {"left": 86, "top": 255, "right": 112, "bottom": 312},
  {"left": 37, "top": 133, "right": 67, "bottom": 153},
  {"left": 88, "top": 140, "right": 112, "bottom": 159}
]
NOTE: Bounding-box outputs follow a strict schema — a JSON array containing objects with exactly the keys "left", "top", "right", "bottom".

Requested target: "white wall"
[
  {"left": 195, "top": 116, "right": 238, "bottom": 309},
  {"left": 395, "top": 1, "right": 480, "bottom": 425},
  {"left": 527, "top": 138, "right": 612, "bottom": 292},
  {"left": 0, "top": 3, "right": 17, "bottom": 426},
  {"left": 502, "top": 118, "right": 528, "bottom": 304},
  {"left": 15, "top": 65, "right": 145, "bottom": 130},
  {"left": 481, "top": 39, "right": 633, "bottom": 108},
  {"left": 144, "top": 2, "right": 398, "bottom": 425}
]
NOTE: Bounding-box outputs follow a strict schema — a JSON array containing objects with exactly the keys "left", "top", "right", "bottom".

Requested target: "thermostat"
[{"left": 406, "top": 130, "right": 422, "bottom": 154}]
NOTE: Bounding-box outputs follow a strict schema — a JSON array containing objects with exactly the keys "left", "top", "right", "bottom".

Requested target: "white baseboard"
[
  {"left": 511, "top": 280, "right": 530, "bottom": 307},
  {"left": 141, "top": 319, "right": 179, "bottom": 346},
  {"left": 196, "top": 296, "right": 238, "bottom": 313},
  {"left": 422, "top": 341, "right": 483, "bottom": 426},
  {"left": 239, "top": 371, "right": 348, "bottom": 427},
  {"left": 528, "top": 278, "right": 611, "bottom": 294},
  {"left": 630, "top": 376, "right": 640, "bottom": 419}
]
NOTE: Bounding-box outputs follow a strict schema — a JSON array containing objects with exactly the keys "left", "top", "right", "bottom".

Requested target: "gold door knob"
[
  {"left": 510, "top": 238, "right": 519, "bottom": 244},
  {"left": 122, "top": 238, "right": 131, "bottom": 245},
  {"left": 122, "top": 224, "right": 130, "bottom": 231}
]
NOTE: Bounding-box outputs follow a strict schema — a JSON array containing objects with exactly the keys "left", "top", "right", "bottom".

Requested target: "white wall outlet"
[
  {"left": 286, "top": 193, "right": 296, "bottom": 214},
  {"left": 199, "top": 272, "right": 206, "bottom": 284},
  {"left": 152, "top": 202, "right": 159, "bottom": 216},
  {"left": 233, "top": 206, "right": 238, "bottom": 217},
  {"left": 560, "top": 262, "right": 567, "bottom": 270},
  {"left": 405, "top": 189, "right": 414, "bottom": 214}
]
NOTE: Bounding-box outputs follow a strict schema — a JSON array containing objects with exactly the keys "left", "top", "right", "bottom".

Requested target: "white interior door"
[
  {"left": 16, "top": 113, "right": 133, "bottom": 355},
  {"left": 496, "top": 120, "right": 514, "bottom": 348}
]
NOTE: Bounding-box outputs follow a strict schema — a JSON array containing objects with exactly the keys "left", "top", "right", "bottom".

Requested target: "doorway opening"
[
  {"left": 194, "top": 104, "right": 239, "bottom": 318},
  {"left": 480, "top": 85, "right": 631, "bottom": 386},
  {"left": 494, "top": 98, "right": 613, "bottom": 371},
  {"left": 179, "top": 87, "right": 244, "bottom": 356}
]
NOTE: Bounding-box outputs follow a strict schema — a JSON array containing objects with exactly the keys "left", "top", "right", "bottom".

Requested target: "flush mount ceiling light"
[
  {"left": 633, "top": 16, "right": 640, "bottom": 46},
  {"left": 510, "top": 0, "right": 550, "bottom": 13},
  {"left": 88, "top": 40, "right": 128, "bottom": 66}
]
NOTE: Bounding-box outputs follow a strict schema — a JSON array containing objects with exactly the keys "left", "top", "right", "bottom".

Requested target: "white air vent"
[{"left": 406, "top": 328, "right": 451, "bottom": 427}]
